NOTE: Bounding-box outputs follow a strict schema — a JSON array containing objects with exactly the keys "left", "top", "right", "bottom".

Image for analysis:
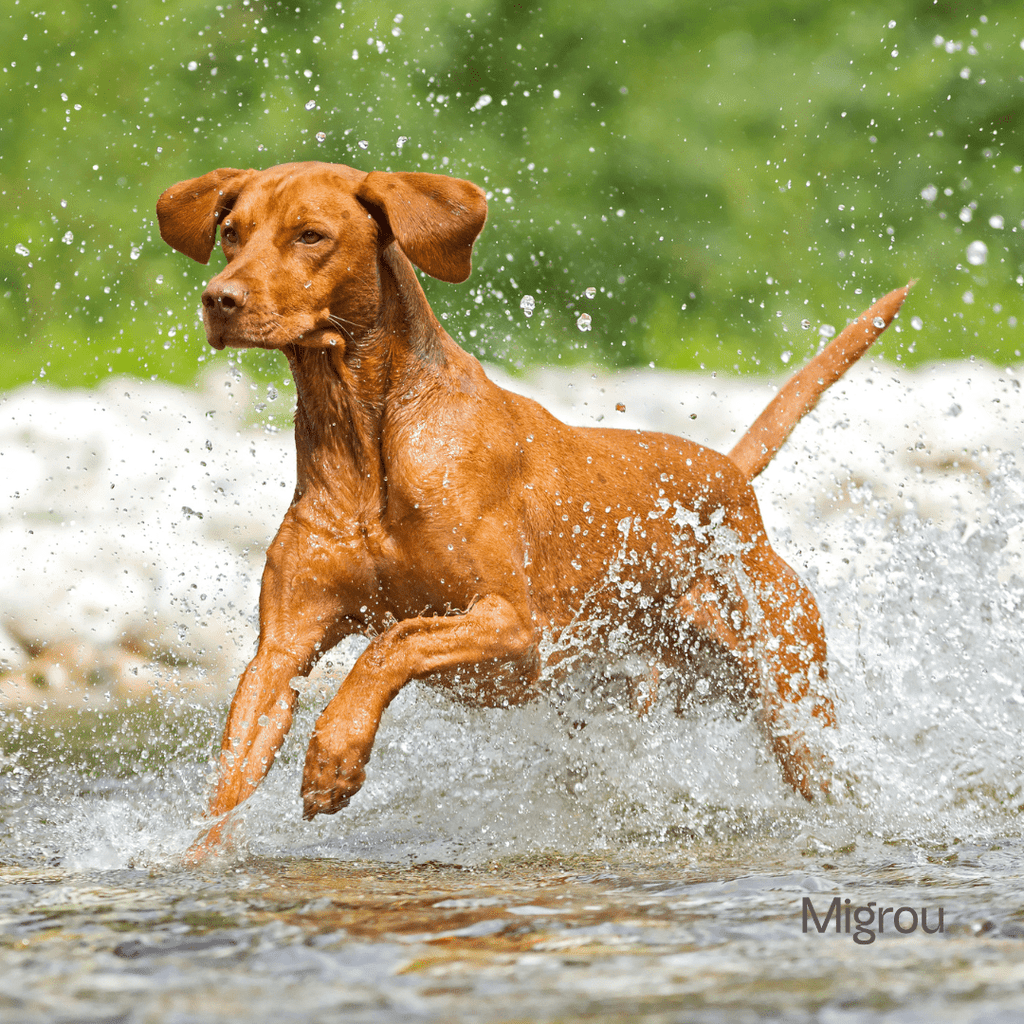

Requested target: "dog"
[{"left": 157, "top": 161, "right": 909, "bottom": 856}]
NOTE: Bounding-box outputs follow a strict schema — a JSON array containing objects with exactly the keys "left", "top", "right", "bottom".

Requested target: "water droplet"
[
  {"left": 780, "top": 350, "right": 792, "bottom": 364},
  {"left": 818, "top": 324, "right": 836, "bottom": 339},
  {"left": 911, "top": 316, "right": 923, "bottom": 331},
  {"left": 315, "top": 131, "right": 326, "bottom": 142},
  {"left": 872, "top": 316, "right": 886, "bottom": 329},
  {"left": 357, "top": 140, "right": 369, "bottom": 150},
  {"left": 966, "top": 240, "right": 988, "bottom": 266},
  {"left": 15, "top": 243, "right": 29, "bottom": 257},
  {"left": 800, "top": 318, "right": 812, "bottom": 330},
  {"left": 520, "top": 294, "right": 535, "bottom": 317},
  {"left": 130, "top": 247, "right": 141, "bottom": 261},
  {"left": 576, "top": 312, "right": 592, "bottom": 332},
  {"left": 920, "top": 184, "right": 938, "bottom": 202},
  {"left": 305, "top": 100, "right": 317, "bottom": 110},
  {"left": 584, "top": 287, "right": 596, "bottom": 299},
  {"left": 959, "top": 207, "right": 973, "bottom": 223},
  {"left": 615, "top": 402, "right": 626, "bottom": 413},
  {"left": 62, "top": 231, "right": 74, "bottom": 244},
  {"left": 989, "top": 215, "right": 1005, "bottom": 229},
  {"left": 397, "top": 136, "right": 409, "bottom": 148}
]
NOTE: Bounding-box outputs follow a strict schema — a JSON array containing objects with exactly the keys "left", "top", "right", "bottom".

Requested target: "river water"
[{"left": 2, "top": 363, "right": 1024, "bottom": 1022}]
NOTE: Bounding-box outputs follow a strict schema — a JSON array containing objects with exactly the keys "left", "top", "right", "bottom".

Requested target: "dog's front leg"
[
  {"left": 207, "top": 645, "right": 304, "bottom": 820},
  {"left": 300, "top": 594, "right": 539, "bottom": 819},
  {"left": 186, "top": 515, "right": 364, "bottom": 861},
  {"left": 182, "top": 646, "right": 303, "bottom": 863}
]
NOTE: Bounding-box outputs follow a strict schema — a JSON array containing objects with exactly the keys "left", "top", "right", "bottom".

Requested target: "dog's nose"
[{"left": 202, "top": 279, "right": 249, "bottom": 315}]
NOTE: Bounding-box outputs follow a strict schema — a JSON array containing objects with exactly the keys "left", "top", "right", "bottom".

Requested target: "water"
[{"left": 2, "top": 366, "right": 1024, "bottom": 1021}]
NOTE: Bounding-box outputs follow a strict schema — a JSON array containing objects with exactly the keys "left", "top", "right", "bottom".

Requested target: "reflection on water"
[{"left": 3, "top": 393, "right": 1024, "bottom": 1020}]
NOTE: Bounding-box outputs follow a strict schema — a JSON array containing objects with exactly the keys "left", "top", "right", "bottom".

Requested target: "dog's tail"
[{"left": 728, "top": 282, "right": 913, "bottom": 481}]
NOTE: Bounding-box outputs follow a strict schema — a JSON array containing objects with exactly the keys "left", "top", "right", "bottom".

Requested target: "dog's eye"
[
  {"left": 299, "top": 230, "right": 323, "bottom": 244},
  {"left": 221, "top": 225, "right": 238, "bottom": 244}
]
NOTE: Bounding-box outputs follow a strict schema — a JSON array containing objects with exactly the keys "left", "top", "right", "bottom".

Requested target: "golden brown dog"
[{"left": 157, "top": 161, "right": 909, "bottom": 856}]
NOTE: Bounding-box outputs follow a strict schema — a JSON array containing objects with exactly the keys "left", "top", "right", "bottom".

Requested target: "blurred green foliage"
[{"left": 1, "top": 0, "right": 1022, "bottom": 391}]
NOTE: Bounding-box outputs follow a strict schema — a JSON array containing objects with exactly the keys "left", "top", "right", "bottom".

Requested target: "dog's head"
[{"left": 156, "top": 161, "right": 488, "bottom": 351}]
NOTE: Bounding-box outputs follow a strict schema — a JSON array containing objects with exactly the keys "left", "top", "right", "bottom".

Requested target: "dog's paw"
[
  {"left": 300, "top": 733, "right": 367, "bottom": 819},
  {"left": 300, "top": 778, "right": 362, "bottom": 819},
  {"left": 181, "top": 812, "right": 240, "bottom": 866}
]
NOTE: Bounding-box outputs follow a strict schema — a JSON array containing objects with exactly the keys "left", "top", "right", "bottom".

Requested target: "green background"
[{"left": 2, "top": 0, "right": 1022, "bottom": 391}]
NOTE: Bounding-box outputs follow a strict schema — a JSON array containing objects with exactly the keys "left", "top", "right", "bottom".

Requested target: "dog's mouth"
[
  {"left": 201, "top": 315, "right": 342, "bottom": 353},
  {"left": 202, "top": 321, "right": 277, "bottom": 352}
]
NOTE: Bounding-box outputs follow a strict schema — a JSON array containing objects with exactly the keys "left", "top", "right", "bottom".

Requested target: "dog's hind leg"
[
  {"left": 674, "top": 544, "right": 834, "bottom": 800},
  {"left": 743, "top": 544, "right": 835, "bottom": 799}
]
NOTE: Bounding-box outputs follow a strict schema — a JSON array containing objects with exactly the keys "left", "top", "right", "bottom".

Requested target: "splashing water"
[{"left": 966, "top": 240, "right": 989, "bottom": 266}]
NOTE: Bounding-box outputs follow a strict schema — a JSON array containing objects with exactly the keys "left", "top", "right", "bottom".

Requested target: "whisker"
[{"left": 327, "top": 313, "right": 367, "bottom": 331}]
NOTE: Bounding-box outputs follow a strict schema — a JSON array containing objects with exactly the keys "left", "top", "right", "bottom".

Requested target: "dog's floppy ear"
[
  {"left": 157, "top": 168, "right": 256, "bottom": 264},
  {"left": 356, "top": 172, "right": 488, "bottom": 283}
]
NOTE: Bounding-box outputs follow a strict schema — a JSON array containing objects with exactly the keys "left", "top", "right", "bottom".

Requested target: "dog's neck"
[{"left": 284, "top": 244, "right": 450, "bottom": 515}]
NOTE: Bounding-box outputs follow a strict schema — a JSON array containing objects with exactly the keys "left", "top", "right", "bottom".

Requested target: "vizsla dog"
[{"left": 157, "top": 161, "right": 909, "bottom": 855}]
